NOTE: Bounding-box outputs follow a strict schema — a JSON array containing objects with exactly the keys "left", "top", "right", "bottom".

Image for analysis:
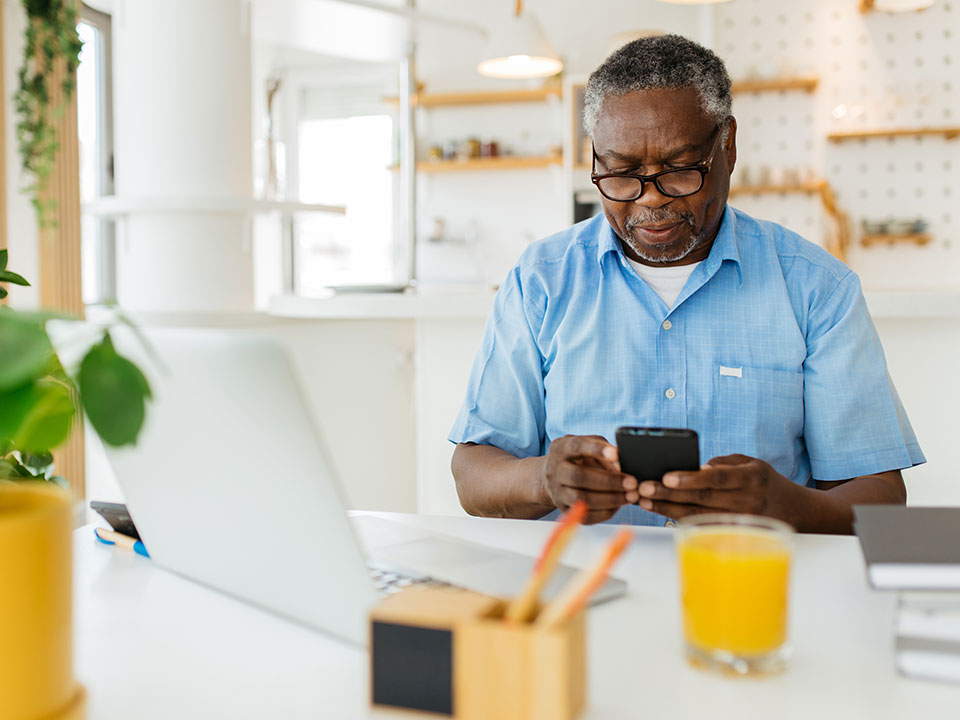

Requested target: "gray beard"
[{"left": 622, "top": 210, "right": 708, "bottom": 264}]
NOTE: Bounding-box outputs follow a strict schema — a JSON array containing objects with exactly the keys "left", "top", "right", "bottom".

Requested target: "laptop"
[{"left": 73, "top": 326, "right": 626, "bottom": 646}]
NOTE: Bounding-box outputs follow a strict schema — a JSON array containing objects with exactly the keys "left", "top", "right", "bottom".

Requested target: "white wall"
[{"left": 875, "top": 317, "right": 960, "bottom": 506}]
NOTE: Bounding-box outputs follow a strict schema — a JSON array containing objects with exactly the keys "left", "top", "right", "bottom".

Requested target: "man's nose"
[{"left": 633, "top": 181, "right": 672, "bottom": 209}]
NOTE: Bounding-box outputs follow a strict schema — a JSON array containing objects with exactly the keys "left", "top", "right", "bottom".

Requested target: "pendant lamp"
[{"left": 477, "top": 0, "right": 563, "bottom": 79}]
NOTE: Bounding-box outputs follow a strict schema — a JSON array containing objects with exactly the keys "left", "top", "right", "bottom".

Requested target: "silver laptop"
[{"left": 77, "top": 326, "right": 626, "bottom": 646}]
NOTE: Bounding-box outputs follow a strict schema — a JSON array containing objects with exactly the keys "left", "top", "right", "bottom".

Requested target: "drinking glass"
[{"left": 676, "top": 514, "right": 795, "bottom": 676}]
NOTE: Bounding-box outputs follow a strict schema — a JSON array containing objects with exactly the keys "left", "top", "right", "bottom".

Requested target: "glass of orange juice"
[{"left": 676, "top": 514, "right": 795, "bottom": 676}]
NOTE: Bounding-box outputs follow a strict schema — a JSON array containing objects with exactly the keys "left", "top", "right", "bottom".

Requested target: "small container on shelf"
[{"left": 480, "top": 140, "right": 500, "bottom": 158}]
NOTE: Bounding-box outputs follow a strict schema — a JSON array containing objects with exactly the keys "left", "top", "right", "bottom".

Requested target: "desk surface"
[{"left": 74, "top": 512, "right": 959, "bottom": 719}]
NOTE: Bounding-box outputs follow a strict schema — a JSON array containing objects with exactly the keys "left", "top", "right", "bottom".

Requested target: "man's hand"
[
  {"left": 539, "top": 435, "right": 639, "bottom": 524},
  {"left": 636, "top": 453, "right": 799, "bottom": 524}
]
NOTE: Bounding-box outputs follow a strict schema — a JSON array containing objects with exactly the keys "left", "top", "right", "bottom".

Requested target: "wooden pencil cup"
[{"left": 370, "top": 586, "right": 586, "bottom": 720}]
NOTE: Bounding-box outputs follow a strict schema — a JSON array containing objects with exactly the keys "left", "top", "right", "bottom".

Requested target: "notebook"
[{"left": 853, "top": 506, "right": 960, "bottom": 590}]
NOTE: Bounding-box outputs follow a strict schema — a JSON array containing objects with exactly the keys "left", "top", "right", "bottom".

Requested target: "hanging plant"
[{"left": 13, "top": 0, "right": 84, "bottom": 228}]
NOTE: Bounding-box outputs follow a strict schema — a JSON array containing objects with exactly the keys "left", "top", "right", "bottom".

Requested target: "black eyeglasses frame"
[{"left": 590, "top": 120, "right": 728, "bottom": 202}]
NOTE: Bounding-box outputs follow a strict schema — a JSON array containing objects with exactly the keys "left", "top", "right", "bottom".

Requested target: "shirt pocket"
[{"left": 712, "top": 364, "right": 804, "bottom": 477}]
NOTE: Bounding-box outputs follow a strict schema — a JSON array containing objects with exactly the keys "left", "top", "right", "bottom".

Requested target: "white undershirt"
[{"left": 625, "top": 257, "right": 701, "bottom": 308}]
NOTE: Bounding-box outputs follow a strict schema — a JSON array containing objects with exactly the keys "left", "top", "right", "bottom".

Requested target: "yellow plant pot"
[{"left": 0, "top": 482, "right": 85, "bottom": 720}]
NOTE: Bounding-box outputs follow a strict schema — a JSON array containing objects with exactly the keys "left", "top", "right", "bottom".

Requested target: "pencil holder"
[
  {"left": 0, "top": 482, "right": 86, "bottom": 720},
  {"left": 370, "top": 586, "right": 586, "bottom": 720}
]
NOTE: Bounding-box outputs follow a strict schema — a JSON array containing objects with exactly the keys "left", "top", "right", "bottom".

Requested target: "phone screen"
[{"left": 615, "top": 427, "right": 700, "bottom": 483}]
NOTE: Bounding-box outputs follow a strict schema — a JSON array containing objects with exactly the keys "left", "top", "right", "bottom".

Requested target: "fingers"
[
  {"left": 553, "top": 434, "right": 620, "bottom": 473},
  {"left": 662, "top": 462, "right": 756, "bottom": 491},
  {"left": 637, "top": 498, "right": 712, "bottom": 520},
  {"left": 638, "top": 482, "right": 727, "bottom": 509},
  {"left": 544, "top": 435, "right": 636, "bottom": 520}
]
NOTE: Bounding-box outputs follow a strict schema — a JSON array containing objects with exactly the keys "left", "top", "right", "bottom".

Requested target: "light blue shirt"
[{"left": 449, "top": 207, "right": 925, "bottom": 526}]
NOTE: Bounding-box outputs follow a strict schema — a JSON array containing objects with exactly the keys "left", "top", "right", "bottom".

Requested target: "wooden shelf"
[
  {"left": 732, "top": 76, "right": 819, "bottom": 94},
  {"left": 827, "top": 126, "right": 960, "bottom": 142},
  {"left": 729, "top": 181, "right": 825, "bottom": 197},
  {"left": 861, "top": 233, "right": 932, "bottom": 247},
  {"left": 393, "top": 155, "right": 563, "bottom": 173},
  {"left": 386, "top": 87, "right": 561, "bottom": 108}
]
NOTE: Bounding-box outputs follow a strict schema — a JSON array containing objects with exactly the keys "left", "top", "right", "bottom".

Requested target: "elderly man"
[{"left": 449, "top": 35, "right": 923, "bottom": 532}]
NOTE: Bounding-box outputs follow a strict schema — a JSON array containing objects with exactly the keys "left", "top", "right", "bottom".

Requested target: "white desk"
[{"left": 74, "top": 513, "right": 959, "bottom": 719}]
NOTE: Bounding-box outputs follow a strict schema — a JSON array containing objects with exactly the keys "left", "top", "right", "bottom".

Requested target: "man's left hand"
[{"left": 637, "top": 454, "right": 800, "bottom": 524}]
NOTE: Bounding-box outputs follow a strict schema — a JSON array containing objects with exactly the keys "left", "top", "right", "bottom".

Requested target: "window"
[
  {"left": 281, "top": 66, "right": 404, "bottom": 295},
  {"left": 77, "top": 5, "right": 115, "bottom": 306},
  {"left": 295, "top": 114, "right": 396, "bottom": 293}
]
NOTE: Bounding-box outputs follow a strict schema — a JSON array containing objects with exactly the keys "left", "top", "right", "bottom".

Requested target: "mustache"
[{"left": 624, "top": 210, "right": 695, "bottom": 232}]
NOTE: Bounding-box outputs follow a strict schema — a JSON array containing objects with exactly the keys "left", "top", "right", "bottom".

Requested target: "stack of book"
[{"left": 854, "top": 506, "right": 960, "bottom": 684}]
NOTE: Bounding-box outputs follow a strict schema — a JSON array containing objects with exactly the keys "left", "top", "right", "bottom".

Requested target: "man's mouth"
[{"left": 628, "top": 221, "right": 684, "bottom": 243}]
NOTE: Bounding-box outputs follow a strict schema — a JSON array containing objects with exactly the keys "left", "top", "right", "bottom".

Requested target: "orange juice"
[{"left": 678, "top": 525, "right": 791, "bottom": 658}]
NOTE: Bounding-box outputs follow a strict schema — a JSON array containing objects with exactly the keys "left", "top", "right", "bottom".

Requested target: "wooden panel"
[
  {"left": 416, "top": 155, "right": 562, "bottom": 173},
  {"left": 731, "top": 76, "right": 819, "bottom": 94},
  {"left": 386, "top": 87, "right": 561, "bottom": 108},
  {"left": 861, "top": 233, "right": 932, "bottom": 247},
  {"left": 827, "top": 126, "right": 960, "bottom": 142},
  {"left": 37, "top": 39, "right": 85, "bottom": 500}
]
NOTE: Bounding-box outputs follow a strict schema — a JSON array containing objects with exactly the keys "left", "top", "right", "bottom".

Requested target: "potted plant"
[
  {"left": 0, "top": 249, "right": 151, "bottom": 480},
  {"left": 0, "top": 251, "right": 151, "bottom": 720}
]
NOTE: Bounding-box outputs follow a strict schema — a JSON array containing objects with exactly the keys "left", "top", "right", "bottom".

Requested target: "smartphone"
[
  {"left": 615, "top": 427, "right": 700, "bottom": 483},
  {"left": 89, "top": 501, "right": 141, "bottom": 541}
]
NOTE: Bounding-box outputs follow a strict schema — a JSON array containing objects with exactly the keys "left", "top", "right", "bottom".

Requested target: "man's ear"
[{"left": 724, "top": 116, "right": 738, "bottom": 176}]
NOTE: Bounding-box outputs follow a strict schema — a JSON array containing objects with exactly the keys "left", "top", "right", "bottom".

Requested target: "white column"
[{"left": 113, "top": 0, "right": 253, "bottom": 313}]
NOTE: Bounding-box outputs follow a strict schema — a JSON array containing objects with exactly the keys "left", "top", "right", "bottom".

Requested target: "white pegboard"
[{"left": 715, "top": 0, "right": 960, "bottom": 289}]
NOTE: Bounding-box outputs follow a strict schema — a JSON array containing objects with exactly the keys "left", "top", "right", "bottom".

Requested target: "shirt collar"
[{"left": 597, "top": 205, "right": 743, "bottom": 286}]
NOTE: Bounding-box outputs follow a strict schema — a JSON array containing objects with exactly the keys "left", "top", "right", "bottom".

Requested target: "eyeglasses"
[{"left": 591, "top": 122, "right": 726, "bottom": 202}]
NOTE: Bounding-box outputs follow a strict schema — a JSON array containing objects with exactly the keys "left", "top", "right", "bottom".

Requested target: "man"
[{"left": 448, "top": 35, "right": 924, "bottom": 532}]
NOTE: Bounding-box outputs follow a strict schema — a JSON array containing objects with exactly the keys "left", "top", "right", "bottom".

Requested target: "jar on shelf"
[{"left": 465, "top": 137, "right": 482, "bottom": 158}]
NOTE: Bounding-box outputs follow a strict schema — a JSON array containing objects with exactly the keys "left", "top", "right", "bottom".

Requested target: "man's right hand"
[{"left": 539, "top": 435, "right": 639, "bottom": 524}]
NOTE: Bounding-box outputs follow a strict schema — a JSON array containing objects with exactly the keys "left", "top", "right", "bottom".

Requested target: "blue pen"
[{"left": 94, "top": 527, "right": 150, "bottom": 558}]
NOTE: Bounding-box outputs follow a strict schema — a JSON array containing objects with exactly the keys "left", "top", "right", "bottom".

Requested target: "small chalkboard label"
[{"left": 371, "top": 621, "right": 454, "bottom": 715}]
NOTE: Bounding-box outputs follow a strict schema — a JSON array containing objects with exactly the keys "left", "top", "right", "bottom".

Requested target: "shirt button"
[
  {"left": 665, "top": 388, "right": 676, "bottom": 400},
  {"left": 662, "top": 320, "right": 672, "bottom": 331},
  {"left": 665, "top": 520, "right": 677, "bottom": 528}
]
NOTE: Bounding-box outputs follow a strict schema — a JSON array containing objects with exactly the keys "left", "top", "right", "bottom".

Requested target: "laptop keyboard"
[{"left": 367, "top": 563, "right": 456, "bottom": 596}]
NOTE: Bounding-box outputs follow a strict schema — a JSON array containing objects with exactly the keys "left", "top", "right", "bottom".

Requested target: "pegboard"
[{"left": 715, "top": 0, "right": 960, "bottom": 288}]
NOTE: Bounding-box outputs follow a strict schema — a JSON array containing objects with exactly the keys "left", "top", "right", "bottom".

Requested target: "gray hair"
[{"left": 583, "top": 34, "right": 732, "bottom": 137}]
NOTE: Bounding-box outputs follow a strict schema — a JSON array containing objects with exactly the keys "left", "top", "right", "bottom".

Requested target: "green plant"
[
  {"left": 14, "top": 0, "right": 84, "bottom": 227},
  {"left": 0, "top": 250, "right": 151, "bottom": 483}
]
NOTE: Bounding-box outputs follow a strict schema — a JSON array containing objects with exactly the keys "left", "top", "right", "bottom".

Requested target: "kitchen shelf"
[
  {"left": 82, "top": 196, "right": 346, "bottom": 217},
  {"left": 827, "top": 126, "right": 960, "bottom": 142},
  {"left": 731, "top": 76, "right": 819, "bottom": 94},
  {"left": 861, "top": 233, "right": 932, "bottom": 248},
  {"left": 408, "top": 155, "right": 562, "bottom": 173},
  {"left": 729, "top": 181, "right": 825, "bottom": 196},
  {"left": 386, "top": 87, "right": 561, "bottom": 108}
]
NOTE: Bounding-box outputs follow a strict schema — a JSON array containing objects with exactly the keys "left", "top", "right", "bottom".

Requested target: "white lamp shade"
[{"left": 477, "top": 12, "right": 563, "bottom": 79}]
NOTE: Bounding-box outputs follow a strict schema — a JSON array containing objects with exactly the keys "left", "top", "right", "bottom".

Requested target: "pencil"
[
  {"left": 503, "top": 501, "right": 588, "bottom": 624},
  {"left": 94, "top": 527, "right": 150, "bottom": 558},
  {"left": 535, "top": 528, "right": 632, "bottom": 629}
]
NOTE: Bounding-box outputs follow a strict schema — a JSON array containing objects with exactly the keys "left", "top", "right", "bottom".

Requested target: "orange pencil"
[
  {"left": 536, "top": 528, "right": 632, "bottom": 629},
  {"left": 503, "top": 501, "right": 588, "bottom": 624}
]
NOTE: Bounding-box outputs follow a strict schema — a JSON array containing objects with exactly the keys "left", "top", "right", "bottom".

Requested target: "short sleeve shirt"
[{"left": 449, "top": 207, "right": 925, "bottom": 526}]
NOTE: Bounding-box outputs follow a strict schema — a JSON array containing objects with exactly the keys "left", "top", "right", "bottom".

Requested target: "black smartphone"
[
  {"left": 89, "top": 501, "right": 141, "bottom": 540},
  {"left": 615, "top": 427, "right": 700, "bottom": 483}
]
